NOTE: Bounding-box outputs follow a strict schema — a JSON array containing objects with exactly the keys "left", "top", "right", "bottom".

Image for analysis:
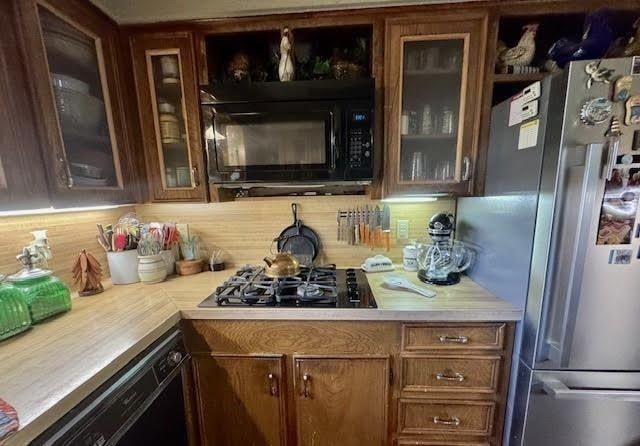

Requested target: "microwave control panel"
[{"left": 347, "top": 110, "right": 373, "bottom": 169}]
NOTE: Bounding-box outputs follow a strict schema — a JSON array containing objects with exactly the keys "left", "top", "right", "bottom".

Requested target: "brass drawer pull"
[
  {"left": 268, "top": 373, "right": 279, "bottom": 396},
  {"left": 436, "top": 371, "right": 465, "bottom": 382},
  {"left": 433, "top": 416, "right": 460, "bottom": 426},
  {"left": 438, "top": 335, "right": 469, "bottom": 344},
  {"left": 302, "top": 373, "right": 311, "bottom": 398}
]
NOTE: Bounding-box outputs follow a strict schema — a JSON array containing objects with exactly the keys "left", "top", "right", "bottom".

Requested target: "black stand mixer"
[{"left": 417, "top": 213, "right": 473, "bottom": 286}]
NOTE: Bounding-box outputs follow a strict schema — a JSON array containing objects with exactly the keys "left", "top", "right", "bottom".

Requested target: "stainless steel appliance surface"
[
  {"left": 33, "top": 327, "right": 189, "bottom": 446},
  {"left": 201, "top": 79, "right": 374, "bottom": 186},
  {"left": 199, "top": 265, "right": 377, "bottom": 308},
  {"left": 457, "top": 58, "right": 640, "bottom": 446}
]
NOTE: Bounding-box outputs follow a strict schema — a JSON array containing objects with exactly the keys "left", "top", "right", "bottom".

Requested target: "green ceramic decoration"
[
  {"left": 6, "top": 249, "right": 71, "bottom": 323},
  {"left": 0, "top": 275, "right": 32, "bottom": 341}
]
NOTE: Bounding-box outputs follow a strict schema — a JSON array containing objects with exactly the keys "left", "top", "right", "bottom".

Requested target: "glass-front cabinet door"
[
  {"left": 16, "top": 0, "right": 134, "bottom": 206},
  {"left": 131, "top": 33, "right": 207, "bottom": 202},
  {"left": 384, "top": 14, "right": 487, "bottom": 196}
]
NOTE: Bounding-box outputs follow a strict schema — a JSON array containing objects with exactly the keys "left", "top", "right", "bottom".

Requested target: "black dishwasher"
[{"left": 33, "top": 327, "right": 189, "bottom": 446}]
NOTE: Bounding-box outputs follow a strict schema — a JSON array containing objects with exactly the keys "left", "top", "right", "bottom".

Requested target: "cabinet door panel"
[
  {"left": 385, "top": 13, "right": 487, "bottom": 196},
  {"left": 131, "top": 32, "right": 207, "bottom": 202},
  {"left": 293, "top": 356, "right": 390, "bottom": 446},
  {"left": 16, "top": 0, "right": 135, "bottom": 206},
  {"left": 192, "top": 354, "right": 286, "bottom": 446}
]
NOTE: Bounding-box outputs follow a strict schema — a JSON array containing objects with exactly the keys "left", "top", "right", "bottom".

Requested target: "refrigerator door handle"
[{"left": 541, "top": 378, "right": 640, "bottom": 402}]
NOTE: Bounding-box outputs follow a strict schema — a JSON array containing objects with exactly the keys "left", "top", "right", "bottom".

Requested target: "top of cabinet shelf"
[
  {"left": 404, "top": 68, "right": 460, "bottom": 76},
  {"left": 492, "top": 72, "right": 547, "bottom": 84}
]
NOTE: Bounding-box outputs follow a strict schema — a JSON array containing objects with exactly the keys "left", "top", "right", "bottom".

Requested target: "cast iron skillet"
[{"left": 277, "top": 203, "right": 320, "bottom": 260}]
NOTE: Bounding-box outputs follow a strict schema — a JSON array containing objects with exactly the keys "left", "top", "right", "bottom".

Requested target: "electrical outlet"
[{"left": 397, "top": 219, "right": 409, "bottom": 240}]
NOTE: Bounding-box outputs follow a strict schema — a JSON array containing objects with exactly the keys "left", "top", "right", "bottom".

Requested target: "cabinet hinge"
[{"left": 389, "top": 368, "right": 394, "bottom": 384}]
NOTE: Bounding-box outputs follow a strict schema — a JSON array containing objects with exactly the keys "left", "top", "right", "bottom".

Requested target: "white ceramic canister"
[
  {"left": 160, "top": 247, "right": 178, "bottom": 275},
  {"left": 138, "top": 254, "right": 167, "bottom": 284},
  {"left": 403, "top": 244, "right": 418, "bottom": 272},
  {"left": 107, "top": 250, "right": 140, "bottom": 285}
]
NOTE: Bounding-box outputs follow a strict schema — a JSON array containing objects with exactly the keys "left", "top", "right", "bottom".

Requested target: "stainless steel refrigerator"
[{"left": 457, "top": 58, "right": 640, "bottom": 446}]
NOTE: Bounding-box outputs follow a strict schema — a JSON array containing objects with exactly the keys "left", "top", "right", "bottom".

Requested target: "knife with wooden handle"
[{"left": 381, "top": 204, "right": 391, "bottom": 251}]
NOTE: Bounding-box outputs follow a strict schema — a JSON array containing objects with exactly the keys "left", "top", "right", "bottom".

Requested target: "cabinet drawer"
[
  {"left": 401, "top": 355, "right": 501, "bottom": 394},
  {"left": 397, "top": 440, "right": 489, "bottom": 446},
  {"left": 398, "top": 399, "right": 495, "bottom": 436},
  {"left": 402, "top": 324, "right": 505, "bottom": 351}
]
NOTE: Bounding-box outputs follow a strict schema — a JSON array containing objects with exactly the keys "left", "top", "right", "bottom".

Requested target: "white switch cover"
[{"left": 397, "top": 219, "right": 409, "bottom": 240}]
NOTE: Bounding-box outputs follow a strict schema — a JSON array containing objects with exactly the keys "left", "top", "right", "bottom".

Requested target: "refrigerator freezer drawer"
[{"left": 522, "top": 370, "right": 640, "bottom": 446}]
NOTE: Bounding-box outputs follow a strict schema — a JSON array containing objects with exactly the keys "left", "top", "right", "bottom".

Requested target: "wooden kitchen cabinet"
[
  {"left": 384, "top": 12, "right": 488, "bottom": 196},
  {"left": 130, "top": 32, "right": 207, "bottom": 202},
  {"left": 192, "top": 354, "right": 287, "bottom": 446},
  {"left": 293, "top": 356, "right": 390, "bottom": 446},
  {"left": 14, "top": 0, "right": 137, "bottom": 207}
]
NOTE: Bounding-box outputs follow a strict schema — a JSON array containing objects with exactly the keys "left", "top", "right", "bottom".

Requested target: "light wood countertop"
[{"left": 0, "top": 267, "right": 521, "bottom": 445}]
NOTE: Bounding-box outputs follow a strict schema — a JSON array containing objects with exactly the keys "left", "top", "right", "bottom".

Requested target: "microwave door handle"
[
  {"left": 541, "top": 378, "right": 640, "bottom": 402},
  {"left": 329, "top": 111, "right": 336, "bottom": 170}
]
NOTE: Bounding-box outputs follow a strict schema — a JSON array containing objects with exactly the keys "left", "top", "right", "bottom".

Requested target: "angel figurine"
[{"left": 279, "top": 26, "right": 295, "bottom": 81}]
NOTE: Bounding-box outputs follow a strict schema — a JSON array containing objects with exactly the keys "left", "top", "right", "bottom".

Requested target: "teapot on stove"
[{"left": 416, "top": 213, "right": 473, "bottom": 286}]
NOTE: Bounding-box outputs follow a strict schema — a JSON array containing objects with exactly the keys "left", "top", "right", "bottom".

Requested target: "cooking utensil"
[
  {"left": 263, "top": 252, "right": 300, "bottom": 278},
  {"left": 382, "top": 275, "right": 435, "bottom": 298},
  {"left": 381, "top": 204, "right": 391, "bottom": 251},
  {"left": 277, "top": 203, "right": 320, "bottom": 259},
  {"left": 374, "top": 205, "right": 381, "bottom": 248}
]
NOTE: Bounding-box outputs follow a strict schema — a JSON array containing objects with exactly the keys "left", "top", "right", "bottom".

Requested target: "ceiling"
[{"left": 90, "top": 0, "right": 479, "bottom": 24}]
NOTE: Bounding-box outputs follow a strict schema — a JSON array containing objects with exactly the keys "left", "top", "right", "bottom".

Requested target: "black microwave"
[{"left": 201, "top": 79, "right": 374, "bottom": 185}]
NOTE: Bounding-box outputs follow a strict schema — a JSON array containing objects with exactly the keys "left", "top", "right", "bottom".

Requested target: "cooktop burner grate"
[{"left": 200, "top": 265, "right": 376, "bottom": 308}]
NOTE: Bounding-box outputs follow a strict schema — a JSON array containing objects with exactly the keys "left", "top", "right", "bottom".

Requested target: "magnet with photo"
[
  {"left": 625, "top": 95, "right": 640, "bottom": 126},
  {"left": 614, "top": 76, "right": 632, "bottom": 102},
  {"left": 608, "top": 249, "right": 632, "bottom": 264},
  {"left": 597, "top": 166, "right": 639, "bottom": 245}
]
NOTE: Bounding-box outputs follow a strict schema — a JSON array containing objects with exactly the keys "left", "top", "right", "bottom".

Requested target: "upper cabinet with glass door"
[
  {"left": 16, "top": 0, "right": 135, "bottom": 206},
  {"left": 131, "top": 32, "right": 207, "bottom": 202},
  {"left": 384, "top": 13, "right": 487, "bottom": 196}
]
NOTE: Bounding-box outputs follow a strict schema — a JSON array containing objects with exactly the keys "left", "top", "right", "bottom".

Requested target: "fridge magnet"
[
  {"left": 597, "top": 168, "right": 639, "bottom": 245},
  {"left": 608, "top": 249, "right": 632, "bottom": 264},
  {"left": 633, "top": 130, "right": 640, "bottom": 151},
  {"left": 624, "top": 95, "right": 640, "bottom": 126},
  {"left": 613, "top": 76, "right": 633, "bottom": 102},
  {"left": 635, "top": 223, "right": 640, "bottom": 239},
  {"left": 617, "top": 154, "right": 640, "bottom": 164},
  {"left": 585, "top": 60, "right": 615, "bottom": 89},
  {"left": 632, "top": 56, "right": 640, "bottom": 75},
  {"left": 580, "top": 97, "right": 613, "bottom": 126}
]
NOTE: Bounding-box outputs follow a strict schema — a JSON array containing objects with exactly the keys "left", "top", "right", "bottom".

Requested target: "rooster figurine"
[
  {"left": 548, "top": 9, "right": 614, "bottom": 68},
  {"left": 499, "top": 24, "right": 538, "bottom": 68},
  {"left": 278, "top": 26, "right": 295, "bottom": 82}
]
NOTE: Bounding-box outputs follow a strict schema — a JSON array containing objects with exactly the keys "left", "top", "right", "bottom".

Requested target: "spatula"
[{"left": 382, "top": 275, "right": 436, "bottom": 298}]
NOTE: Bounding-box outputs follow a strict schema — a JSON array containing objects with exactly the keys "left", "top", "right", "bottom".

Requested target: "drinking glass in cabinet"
[
  {"left": 147, "top": 51, "right": 195, "bottom": 190},
  {"left": 399, "top": 37, "right": 464, "bottom": 183},
  {"left": 38, "top": 6, "right": 121, "bottom": 189}
]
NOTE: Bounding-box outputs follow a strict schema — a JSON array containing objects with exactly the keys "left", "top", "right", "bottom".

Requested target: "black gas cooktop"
[{"left": 198, "top": 265, "right": 376, "bottom": 308}]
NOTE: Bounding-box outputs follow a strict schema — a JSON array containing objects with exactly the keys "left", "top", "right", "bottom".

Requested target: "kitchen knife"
[
  {"left": 374, "top": 205, "right": 381, "bottom": 248},
  {"left": 381, "top": 204, "right": 391, "bottom": 251}
]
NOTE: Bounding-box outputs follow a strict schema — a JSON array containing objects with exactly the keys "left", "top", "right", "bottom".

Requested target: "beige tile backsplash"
[{"left": 0, "top": 196, "right": 454, "bottom": 287}]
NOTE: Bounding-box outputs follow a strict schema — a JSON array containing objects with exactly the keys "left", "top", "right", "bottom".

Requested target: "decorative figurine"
[
  {"left": 71, "top": 250, "right": 104, "bottom": 296},
  {"left": 585, "top": 60, "right": 615, "bottom": 89},
  {"left": 278, "top": 26, "right": 295, "bottom": 81},
  {"left": 614, "top": 76, "right": 633, "bottom": 102},
  {"left": 548, "top": 9, "right": 614, "bottom": 68},
  {"left": 623, "top": 18, "right": 640, "bottom": 57},
  {"left": 226, "top": 51, "right": 250, "bottom": 82},
  {"left": 625, "top": 95, "right": 640, "bottom": 126},
  {"left": 499, "top": 24, "right": 538, "bottom": 69}
]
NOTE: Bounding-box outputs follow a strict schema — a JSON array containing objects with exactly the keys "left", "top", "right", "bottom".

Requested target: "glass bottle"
[
  {"left": 0, "top": 275, "right": 32, "bottom": 341},
  {"left": 6, "top": 249, "right": 71, "bottom": 323}
]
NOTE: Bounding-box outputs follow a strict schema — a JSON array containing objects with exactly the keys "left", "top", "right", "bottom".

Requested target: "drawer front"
[
  {"left": 397, "top": 440, "right": 489, "bottom": 446},
  {"left": 401, "top": 355, "right": 501, "bottom": 394},
  {"left": 398, "top": 399, "right": 495, "bottom": 436},
  {"left": 403, "top": 324, "right": 505, "bottom": 351}
]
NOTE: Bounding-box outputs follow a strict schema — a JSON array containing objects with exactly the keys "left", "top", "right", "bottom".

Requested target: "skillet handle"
[{"left": 291, "top": 203, "right": 298, "bottom": 223}]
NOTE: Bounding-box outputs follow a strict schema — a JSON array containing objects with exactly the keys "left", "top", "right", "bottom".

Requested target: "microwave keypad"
[{"left": 349, "top": 129, "right": 372, "bottom": 169}]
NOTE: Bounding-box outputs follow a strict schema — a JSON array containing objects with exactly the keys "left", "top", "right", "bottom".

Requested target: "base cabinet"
[
  {"left": 184, "top": 320, "right": 513, "bottom": 446},
  {"left": 192, "top": 354, "right": 286, "bottom": 446}
]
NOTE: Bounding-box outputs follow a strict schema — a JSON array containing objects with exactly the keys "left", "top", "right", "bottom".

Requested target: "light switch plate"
[{"left": 397, "top": 219, "right": 409, "bottom": 240}]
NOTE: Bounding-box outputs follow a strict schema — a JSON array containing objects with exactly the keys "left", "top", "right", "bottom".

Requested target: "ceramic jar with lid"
[
  {"left": 403, "top": 244, "right": 419, "bottom": 272},
  {"left": 138, "top": 255, "right": 167, "bottom": 284},
  {"left": 6, "top": 249, "right": 71, "bottom": 323}
]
